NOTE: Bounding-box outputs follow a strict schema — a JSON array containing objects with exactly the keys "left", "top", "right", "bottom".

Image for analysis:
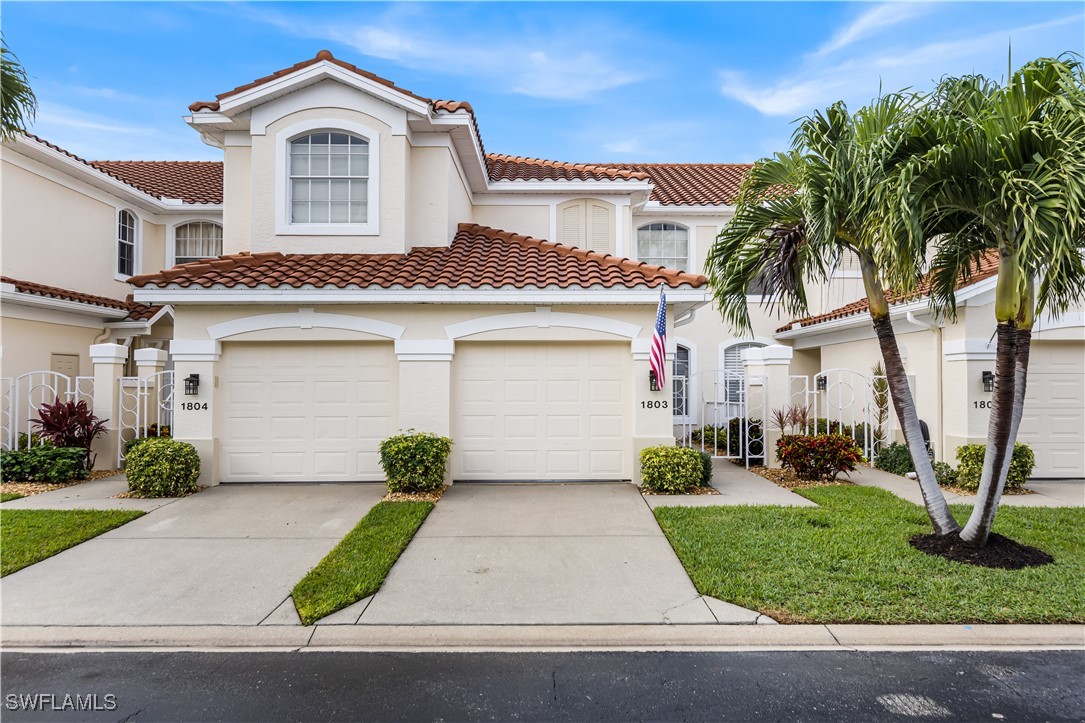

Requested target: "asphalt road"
[{"left": 1, "top": 650, "right": 1082, "bottom": 722}]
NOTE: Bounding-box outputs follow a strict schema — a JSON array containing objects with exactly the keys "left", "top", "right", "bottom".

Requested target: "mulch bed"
[
  {"left": 910, "top": 532, "right": 1055, "bottom": 569},
  {"left": 940, "top": 484, "right": 1034, "bottom": 497},
  {"left": 113, "top": 485, "right": 207, "bottom": 500},
  {"left": 749, "top": 466, "right": 853, "bottom": 490},
  {"left": 0, "top": 469, "right": 123, "bottom": 498},
  {"left": 383, "top": 486, "right": 446, "bottom": 503},
  {"left": 640, "top": 485, "right": 720, "bottom": 496}
]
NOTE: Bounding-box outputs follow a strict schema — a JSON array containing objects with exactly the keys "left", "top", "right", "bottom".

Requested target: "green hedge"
[
  {"left": 873, "top": 442, "right": 913, "bottom": 475},
  {"left": 640, "top": 445, "right": 703, "bottom": 494},
  {"left": 776, "top": 434, "right": 864, "bottom": 481},
  {"left": 0, "top": 446, "right": 88, "bottom": 483},
  {"left": 379, "top": 431, "right": 452, "bottom": 493},
  {"left": 956, "top": 442, "right": 1035, "bottom": 491},
  {"left": 689, "top": 418, "right": 764, "bottom": 461},
  {"left": 125, "top": 437, "right": 201, "bottom": 497}
]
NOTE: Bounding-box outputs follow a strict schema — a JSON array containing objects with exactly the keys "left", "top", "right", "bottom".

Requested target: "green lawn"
[
  {"left": 1, "top": 509, "right": 146, "bottom": 576},
  {"left": 0, "top": 493, "right": 25, "bottom": 503},
  {"left": 292, "top": 500, "right": 434, "bottom": 625},
  {"left": 654, "top": 485, "right": 1085, "bottom": 624}
]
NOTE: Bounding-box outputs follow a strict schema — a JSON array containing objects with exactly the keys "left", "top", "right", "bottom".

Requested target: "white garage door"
[
  {"left": 453, "top": 343, "right": 631, "bottom": 481},
  {"left": 1018, "top": 341, "right": 1084, "bottom": 478},
  {"left": 219, "top": 342, "right": 396, "bottom": 482}
]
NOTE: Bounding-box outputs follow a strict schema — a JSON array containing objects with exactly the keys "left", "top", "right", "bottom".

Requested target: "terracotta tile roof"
[
  {"left": 92, "top": 161, "right": 223, "bottom": 205},
  {"left": 776, "top": 251, "right": 1001, "bottom": 333},
  {"left": 606, "top": 163, "right": 753, "bottom": 206},
  {"left": 1, "top": 275, "right": 162, "bottom": 321},
  {"left": 486, "top": 154, "right": 650, "bottom": 182},
  {"left": 129, "top": 223, "right": 707, "bottom": 291},
  {"left": 189, "top": 50, "right": 431, "bottom": 112}
]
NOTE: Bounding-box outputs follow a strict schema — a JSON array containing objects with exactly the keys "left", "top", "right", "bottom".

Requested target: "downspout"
[
  {"left": 906, "top": 311, "right": 944, "bottom": 461},
  {"left": 674, "top": 307, "right": 697, "bottom": 328}
]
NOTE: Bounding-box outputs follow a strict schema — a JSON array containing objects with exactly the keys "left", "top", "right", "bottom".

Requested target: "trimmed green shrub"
[
  {"left": 698, "top": 450, "right": 713, "bottom": 486},
  {"left": 640, "top": 445, "right": 703, "bottom": 494},
  {"left": 379, "top": 430, "right": 453, "bottom": 493},
  {"left": 932, "top": 461, "right": 958, "bottom": 487},
  {"left": 0, "top": 446, "right": 87, "bottom": 483},
  {"left": 874, "top": 442, "right": 913, "bottom": 475},
  {"left": 776, "top": 434, "right": 865, "bottom": 481},
  {"left": 955, "top": 443, "right": 1035, "bottom": 491},
  {"left": 125, "top": 437, "right": 201, "bottom": 497}
]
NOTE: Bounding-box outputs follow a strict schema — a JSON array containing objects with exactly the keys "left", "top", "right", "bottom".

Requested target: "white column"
[
  {"left": 90, "top": 343, "right": 128, "bottom": 470},
  {"left": 942, "top": 338, "right": 997, "bottom": 465},
  {"left": 631, "top": 338, "right": 676, "bottom": 485},
  {"left": 395, "top": 340, "right": 453, "bottom": 437},
  {"left": 170, "top": 340, "right": 221, "bottom": 486},
  {"left": 745, "top": 344, "right": 793, "bottom": 469}
]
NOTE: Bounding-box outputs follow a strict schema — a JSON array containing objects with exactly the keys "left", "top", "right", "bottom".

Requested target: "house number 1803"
[
  {"left": 641, "top": 400, "right": 668, "bottom": 409},
  {"left": 180, "top": 402, "right": 209, "bottom": 411}
]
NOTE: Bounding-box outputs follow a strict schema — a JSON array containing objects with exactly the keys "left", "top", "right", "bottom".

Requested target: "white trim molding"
[
  {"left": 444, "top": 307, "right": 642, "bottom": 340},
  {"left": 274, "top": 118, "right": 381, "bottom": 237},
  {"left": 170, "top": 340, "right": 222, "bottom": 362},
  {"left": 943, "top": 338, "right": 997, "bottom": 363},
  {"left": 206, "top": 308, "right": 405, "bottom": 341},
  {"left": 394, "top": 339, "right": 454, "bottom": 362},
  {"left": 89, "top": 343, "right": 129, "bottom": 364}
]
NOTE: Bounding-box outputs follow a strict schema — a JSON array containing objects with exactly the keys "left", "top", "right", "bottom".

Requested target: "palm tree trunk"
[
  {"left": 959, "top": 322, "right": 1018, "bottom": 545},
  {"left": 859, "top": 252, "right": 959, "bottom": 535}
]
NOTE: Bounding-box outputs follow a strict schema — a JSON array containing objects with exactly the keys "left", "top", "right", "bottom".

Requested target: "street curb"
[{"left": 2, "top": 624, "right": 1082, "bottom": 652}]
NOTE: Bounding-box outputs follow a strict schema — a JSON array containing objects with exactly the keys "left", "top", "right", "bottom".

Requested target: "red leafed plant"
[
  {"left": 776, "top": 433, "right": 865, "bottom": 481},
  {"left": 32, "top": 398, "right": 109, "bottom": 469}
]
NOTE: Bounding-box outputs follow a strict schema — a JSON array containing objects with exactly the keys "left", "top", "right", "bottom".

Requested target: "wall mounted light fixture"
[
  {"left": 981, "top": 371, "right": 995, "bottom": 393},
  {"left": 183, "top": 374, "right": 201, "bottom": 396},
  {"left": 649, "top": 370, "right": 660, "bottom": 392},
  {"left": 816, "top": 376, "right": 828, "bottom": 392}
]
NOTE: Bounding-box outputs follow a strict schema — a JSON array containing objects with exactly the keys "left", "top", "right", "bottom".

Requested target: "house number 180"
[{"left": 180, "top": 402, "right": 209, "bottom": 411}]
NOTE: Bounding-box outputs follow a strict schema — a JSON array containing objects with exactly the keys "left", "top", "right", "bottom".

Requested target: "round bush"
[
  {"left": 874, "top": 442, "right": 913, "bottom": 475},
  {"left": 640, "top": 446, "right": 703, "bottom": 494},
  {"left": 126, "top": 437, "right": 201, "bottom": 497},
  {"left": 379, "top": 431, "right": 452, "bottom": 493},
  {"left": 955, "top": 442, "right": 1035, "bottom": 491}
]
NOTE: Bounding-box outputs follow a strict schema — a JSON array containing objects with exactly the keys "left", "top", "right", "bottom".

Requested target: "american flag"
[{"left": 650, "top": 290, "right": 667, "bottom": 387}]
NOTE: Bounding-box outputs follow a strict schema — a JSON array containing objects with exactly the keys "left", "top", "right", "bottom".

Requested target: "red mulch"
[{"left": 910, "top": 532, "right": 1054, "bottom": 569}]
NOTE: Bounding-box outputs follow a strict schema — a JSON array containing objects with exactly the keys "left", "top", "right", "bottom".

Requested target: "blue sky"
[{"left": 5, "top": 1, "right": 1082, "bottom": 162}]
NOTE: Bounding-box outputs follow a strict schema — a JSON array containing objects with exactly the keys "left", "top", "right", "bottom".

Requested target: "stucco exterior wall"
[
  {"left": 222, "top": 142, "right": 252, "bottom": 255},
  {"left": 472, "top": 203, "right": 550, "bottom": 240},
  {"left": 0, "top": 315, "right": 102, "bottom": 380}
]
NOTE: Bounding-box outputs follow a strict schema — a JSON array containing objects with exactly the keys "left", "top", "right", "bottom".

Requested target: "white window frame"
[
  {"left": 274, "top": 118, "right": 380, "bottom": 236},
  {"left": 635, "top": 221, "right": 690, "bottom": 271},
  {"left": 169, "top": 218, "right": 224, "bottom": 267},
  {"left": 114, "top": 208, "right": 140, "bottom": 280}
]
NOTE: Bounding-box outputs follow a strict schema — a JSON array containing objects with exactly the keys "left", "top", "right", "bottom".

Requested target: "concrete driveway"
[
  {"left": 354, "top": 483, "right": 725, "bottom": 625},
  {"left": 0, "top": 484, "right": 385, "bottom": 626}
]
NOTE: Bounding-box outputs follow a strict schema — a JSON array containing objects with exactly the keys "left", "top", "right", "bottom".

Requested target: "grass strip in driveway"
[
  {"left": 1, "top": 493, "right": 24, "bottom": 503},
  {"left": 653, "top": 485, "right": 1085, "bottom": 624},
  {"left": 1, "top": 509, "right": 145, "bottom": 576},
  {"left": 292, "top": 500, "right": 434, "bottom": 625}
]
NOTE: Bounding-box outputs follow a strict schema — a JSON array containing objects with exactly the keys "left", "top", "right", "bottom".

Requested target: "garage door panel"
[
  {"left": 1014, "top": 342, "right": 1084, "bottom": 478},
  {"left": 219, "top": 342, "right": 395, "bottom": 482},
  {"left": 453, "top": 343, "right": 630, "bottom": 481}
]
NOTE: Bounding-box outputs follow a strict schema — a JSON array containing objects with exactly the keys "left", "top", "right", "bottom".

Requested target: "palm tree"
[
  {"left": 883, "top": 56, "right": 1085, "bottom": 545},
  {"left": 1, "top": 38, "right": 37, "bottom": 141},
  {"left": 708, "top": 95, "right": 960, "bottom": 536}
]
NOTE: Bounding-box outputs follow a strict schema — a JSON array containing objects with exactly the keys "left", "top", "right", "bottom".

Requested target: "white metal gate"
[
  {"left": 789, "top": 368, "right": 890, "bottom": 461},
  {"left": 676, "top": 369, "right": 766, "bottom": 467},
  {"left": 0, "top": 372, "right": 94, "bottom": 449},
  {"left": 117, "top": 370, "right": 175, "bottom": 465}
]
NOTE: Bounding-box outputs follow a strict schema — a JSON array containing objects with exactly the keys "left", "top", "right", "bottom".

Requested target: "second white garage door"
[
  {"left": 1017, "top": 341, "right": 1084, "bottom": 478},
  {"left": 219, "top": 342, "right": 396, "bottom": 482},
  {"left": 453, "top": 342, "right": 631, "bottom": 481}
]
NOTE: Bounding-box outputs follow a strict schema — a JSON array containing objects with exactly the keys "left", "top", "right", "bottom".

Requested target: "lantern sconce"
[
  {"left": 183, "top": 374, "right": 201, "bottom": 396},
  {"left": 649, "top": 370, "right": 660, "bottom": 392},
  {"left": 981, "top": 371, "right": 995, "bottom": 393},
  {"left": 815, "top": 376, "right": 828, "bottom": 392}
]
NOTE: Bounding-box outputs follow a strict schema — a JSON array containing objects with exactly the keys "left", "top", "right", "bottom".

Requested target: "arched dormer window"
[
  {"left": 174, "top": 221, "right": 223, "bottom": 265},
  {"left": 289, "top": 132, "right": 369, "bottom": 224},
  {"left": 116, "top": 209, "right": 138, "bottom": 277},
  {"left": 637, "top": 222, "right": 689, "bottom": 270}
]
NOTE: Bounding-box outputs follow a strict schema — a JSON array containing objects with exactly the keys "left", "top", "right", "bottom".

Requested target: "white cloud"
[
  {"left": 812, "top": 3, "right": 930, "bottom": 58},
  {"left": 32, "top": 102, "right": 217, "bottom": 160},
  {"left": 721, "top": 12, "right": 1084, "bottom": 117},
  {"left": 251, "top": 7, "right": 645, "bottom": 101}
]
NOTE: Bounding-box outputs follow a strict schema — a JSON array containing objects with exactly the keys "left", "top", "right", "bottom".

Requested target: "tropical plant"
[
  {"left": 707, "top": 93, "right": 960, "bottom": 535},
  {"left": 870, "top": 361, "right": 890, "bottom": 453},
  {"left": 776, "top": 433, "right": 864, "bottom": 481},
  {"left": 882, "top": 55, "right": 1085, "bottom": 544},
  {"left": 31, "top": 398, "right": 109, "bottom": 470},
  {"left": 1, "top": 39, "right": 37, "bottom": 141}
]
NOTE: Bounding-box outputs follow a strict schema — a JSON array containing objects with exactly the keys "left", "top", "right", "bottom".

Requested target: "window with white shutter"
[{"left": 556, "top": 199, "right": 614, "bottom": 253}]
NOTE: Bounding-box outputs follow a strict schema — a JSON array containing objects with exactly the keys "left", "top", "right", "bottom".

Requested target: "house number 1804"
[
  {"left": 641, "top": 400, "right": 668, "bottom": 409},
  {"left": 180, "top": 402, "right": 208, "bottom": 411}
]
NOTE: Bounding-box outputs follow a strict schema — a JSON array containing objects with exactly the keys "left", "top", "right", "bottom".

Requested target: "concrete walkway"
[
  {"left": 0, "top": 484, "right": 385, "bottom": 626},
  {"left": 1, "top": 475, "right": 172, "bottom": 512},
  {"left": 850, "top": 466, "right": 1085, "bottom": 507},
  {"left": 644, "top": 458, "right": 817, "bottom": 508},
  {"left": 349, "top": 483, "right": 767, "bottom": 625}
]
